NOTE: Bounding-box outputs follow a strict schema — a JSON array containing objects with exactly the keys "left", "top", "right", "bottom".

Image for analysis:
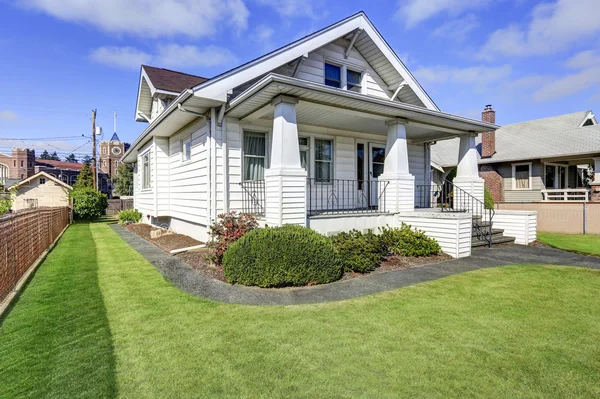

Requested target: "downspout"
[
  {"left": 222, "top": 115, "right": 229, "bottom": 213},
  {"left": 210, "top": 107, "right": 217, "bottom": 223}
]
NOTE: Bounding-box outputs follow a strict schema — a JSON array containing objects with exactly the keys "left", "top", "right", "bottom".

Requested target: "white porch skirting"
[
  {"left": 307, "top": 213, "right": 399, "bottom": 236},
  {"left": 490, "top": 210, "right": 537, "bottom": 245}
]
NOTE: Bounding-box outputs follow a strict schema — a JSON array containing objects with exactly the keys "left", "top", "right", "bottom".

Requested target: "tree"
[
  {"left": 113, "top": 163, "right": 133, "bottom": 196},
  {"left": 82, "top": 155, "right": 92, "bottom": 165},
  {"left": 71, "top": 187, "right": 107, "bottom": 220},
  {"left": 64, "top": 153, "right": 78, "bottom": 163},
  {"left": 49, "top": 151, "right": 61, "bottom": 161},
  {"left": 39, "top": 150, "right": 51, "bottom": 160},
  {"left": 74, "top": 163, "right": 94, "bottom": 188}
]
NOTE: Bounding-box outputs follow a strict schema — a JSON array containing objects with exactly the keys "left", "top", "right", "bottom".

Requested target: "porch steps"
[{"left": 471, "top": 218, "right": 515, "bottom": 248}]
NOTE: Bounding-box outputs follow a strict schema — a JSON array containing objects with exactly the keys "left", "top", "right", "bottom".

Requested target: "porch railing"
[
  {"left": 415, "top": 180, "right": 494, "bottom": 247},
  {"left": 239, "top": 180, "right": 266, "bottom": 217},
  {"left": 307, "top": 178, "right": 389, "bottom": 216},
  {"left": 541, "top": 188, "right": 590, "bottom": 202}
]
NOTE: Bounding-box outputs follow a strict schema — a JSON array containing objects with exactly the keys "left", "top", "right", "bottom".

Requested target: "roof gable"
[
  {"left": 10, "top": 171, "right": 72, "bottom": 190},
  {"left": 191, "top": 12, "right": 438, "bottom": 110}
]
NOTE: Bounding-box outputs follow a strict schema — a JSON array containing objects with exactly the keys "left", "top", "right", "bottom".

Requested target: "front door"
[{"left": 368, "top": 143, "right": 385, "bottom": 207}]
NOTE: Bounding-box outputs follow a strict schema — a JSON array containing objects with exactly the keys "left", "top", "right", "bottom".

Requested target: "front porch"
[{"left": 539, "top": 156, "right": 600, "bottom": 202}]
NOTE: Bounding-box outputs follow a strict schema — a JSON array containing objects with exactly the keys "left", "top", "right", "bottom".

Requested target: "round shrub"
[
  {"left": 71, "top": 187, "right": 107, "bottom": 220},
  {"left": 223, "top": 225, "right": 342, "bottom": 287},
  {"left": 379, "top": 224, "right": 441, "bottom": 257},
  {"left": 118, "top": 209, "right": 142, "bottom": 224},
  {"left": 330, "top": 230, "right": 387, "bottom": 273}
]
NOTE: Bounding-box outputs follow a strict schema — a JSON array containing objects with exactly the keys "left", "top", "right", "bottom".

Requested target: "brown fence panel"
[
  {"left": 496, "top": 202, "right": 600, "bottom": 235},
  {"left": 0, "top": 207, "right": 69, "bottom": 303},
  {"left": 106, "top": 199, "right": 134, "bottom": 216}
]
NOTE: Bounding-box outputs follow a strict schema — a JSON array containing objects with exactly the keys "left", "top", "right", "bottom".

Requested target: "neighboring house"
[
  {"left": 431, "top": 107, "right": 600, "bottom": 203},
  {"left": 123, "top": 12, "right": 536, "bottom": 258},
  {"left": 9, "top": 171, "right": 72, "bottom": 211}
]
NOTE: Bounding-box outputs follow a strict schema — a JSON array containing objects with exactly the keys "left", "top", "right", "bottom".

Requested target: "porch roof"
[{"left": 226, "top": 74, "right": 499, "bottom": 142}]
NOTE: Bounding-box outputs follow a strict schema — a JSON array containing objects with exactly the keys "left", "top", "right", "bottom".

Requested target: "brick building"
[{"left": 0, "top": 148, "right": 35, "bottom": 183}]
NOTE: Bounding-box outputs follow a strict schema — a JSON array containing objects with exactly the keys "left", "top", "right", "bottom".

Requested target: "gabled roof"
[
  {"left": 36, "top": 159, "right": 84, "bottom": 170},
  {"left": 142, "top": 65, "right": 209, "bottom": 93},
  {"left": 190, "top": 12, "right": 439, "bottom": 110},
  {"left": 431, "top": 111, "right": 600, "bottom": 167},
  {"left": 9, "top": 171, "right": 72, "bottom": 190}
]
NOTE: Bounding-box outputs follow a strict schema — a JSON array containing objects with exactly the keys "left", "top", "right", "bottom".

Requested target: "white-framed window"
[
  {"left": 324, "top": 63, "right": 342, "bottom": 88},
  {"left": 544, "top": 163, "right": 567, "bottom": 189},
  {"left": 181, "top": 136, "right": 192, "bottom": 162},
  {"left": 346, "top": 69, "right": 362, "bottom": 92},
  {"left": 299, "top": 137, "right": 309, "bottom": 173},
  {"left": 314, "top": 138, "right": 333, "bottom": 182},
  {"left": 512, "top": 162, "right": 532, "bottom": 190},
  {"left": 243, "top": 131, "right": 266, "bottom": 180},
  {"left": 39, "top": 177, "right": 46, "bottom": 185},
  {"left": 142, "top": 151, "right": 152, "bottom": 189}
]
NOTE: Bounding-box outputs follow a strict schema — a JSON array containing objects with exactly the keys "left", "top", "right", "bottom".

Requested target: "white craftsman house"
[{"left": 123, "top": 12, "right": 536, "bottom": 258}]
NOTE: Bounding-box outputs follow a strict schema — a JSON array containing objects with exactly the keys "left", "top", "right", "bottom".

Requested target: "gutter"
[{"left": 228, "top": 74, "right": 500, "bottom": 132}]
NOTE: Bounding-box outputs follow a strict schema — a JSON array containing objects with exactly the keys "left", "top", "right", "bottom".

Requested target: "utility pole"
[{"left": 91, "top": 109, "right": 97, "bottom": 190}]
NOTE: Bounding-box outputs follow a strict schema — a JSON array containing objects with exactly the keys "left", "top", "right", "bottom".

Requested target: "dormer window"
[
  {"left": 325, "top": 63, "right": 341, "bottom": 88},
  {"left": 347, "top": 69, "right": 362, "bottom": 92}
]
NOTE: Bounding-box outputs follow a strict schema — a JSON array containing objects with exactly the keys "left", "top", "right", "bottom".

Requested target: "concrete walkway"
[{"left": 111, "top": 225, "right": 600, "bottom": 306}]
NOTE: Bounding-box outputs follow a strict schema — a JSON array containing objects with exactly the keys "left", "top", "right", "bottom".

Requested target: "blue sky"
[{"left": 0, "top": 0, "right": 599, "bottom": 161}]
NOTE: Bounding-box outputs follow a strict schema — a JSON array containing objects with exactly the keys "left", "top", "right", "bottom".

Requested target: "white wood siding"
[
  {"left": 491, "top": 210, "right": 537, "bottom": 245},
  {"left": 155, "top": 137, "right": 170, "bottom": 215},
  {"left": 135, "top": 140, "right": 155, "bottom": 217},
  {"left": 168, "top": 119, "right": 209, "bottom": 226},
  {"left": 399, "top": 212, "right": 472, "bottom": 258},
  {"left": 225, "top": 119, "right": 243, "bottom": 212}
]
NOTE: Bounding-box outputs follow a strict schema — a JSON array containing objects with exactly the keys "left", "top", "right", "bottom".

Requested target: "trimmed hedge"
[
  {"left": 118, "top": 209, "right": 142, "bottom": 224},
  {"left": 71, "top": 188, "right": 107, "bottom": 220},
  {"left": 223, "top": 225, "right": 342, "bottom": 287},
  {"left": 379, "top": 224, "right": 441, "bottom": 257},
  {"left": 331, "top": 230, "right": 387, "bottom": 273}
]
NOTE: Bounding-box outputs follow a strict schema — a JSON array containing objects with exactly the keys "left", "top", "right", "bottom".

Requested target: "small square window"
[
  {"left": 182, "top": 137, "right": 192, "bottom": 162},
  {"left": 324, "top": 63, "right": 341, "bottom": 88},
  {"left": 39, "top": 177, "right": 46, "bottom": 185},
  {"left": 347, "top": 69, "right": 362, "bottom": 92}
]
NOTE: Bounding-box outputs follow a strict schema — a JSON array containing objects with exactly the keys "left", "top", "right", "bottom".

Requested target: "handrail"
[
  {"left": 306, "top": 178, "right": 389, "bottom": 216},
  {"left": 415, "top": 179, "right": 494, "bottom": 247}
]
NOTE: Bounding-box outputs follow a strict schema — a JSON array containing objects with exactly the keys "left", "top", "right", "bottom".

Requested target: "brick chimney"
[{"left": 481, "top": 104, "right": 496, "bottom": 158}]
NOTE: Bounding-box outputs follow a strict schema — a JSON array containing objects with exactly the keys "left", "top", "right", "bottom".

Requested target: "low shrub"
[
  {"left": 330, "top": 230, "right": 387, "bottom": 273},
  {"left": 223, "top": 225, "right": 342, "bottom": 287},
  {"left": 71, "top": 188, "right": 107, "bottom": 220},
  {"left": 118, "top": 209, "right": 142, "bottom": 224},
  {"left": 208, "top": 211, "right": 258, "bottom": 265},
  {"left": 379, "top": 224, "right": 441, "bottom": 257}
]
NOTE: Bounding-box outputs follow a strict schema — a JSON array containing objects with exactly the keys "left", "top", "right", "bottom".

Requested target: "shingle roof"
[
  {"left": 431, "top": 111, "right": 600, "bottom": 167},
  {"left": 142, "top": 65, "right": 209, "bottom": 93}
]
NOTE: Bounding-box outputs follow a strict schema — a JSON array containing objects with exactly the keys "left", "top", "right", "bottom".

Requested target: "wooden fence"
[
  {"left": 496, "top": 202, "right": 600, "bottom": 235},
  {"left": 0, "top": 207, "right": 70, "bottom": 303},
  {"left": 106, "top": 198, "right": 134, "bottom": 216}
]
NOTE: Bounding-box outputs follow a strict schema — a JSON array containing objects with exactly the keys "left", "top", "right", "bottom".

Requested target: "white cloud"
[
  {"left": 0, "top": 110, "right": 19, "bottom": 121},
  {"left": 154, "top": 44, "right": 237, "bottom": 68},
  {"left": 255, "top": 25, "right": 274, "bottom": 42},
  {"left": 19, "top": 0, "right": 249, "bottom": 38},
  {"left": 395, "top": 0, "right": 490, "bottom": 29},
  {"left": 89, "top": 44, "right": 237, "bottom": 70},
  {"left": 90, "top": 47, "right": 152, "bottom": 69},
  {"left": 414, "top": 64, "right": 512, "bottom": 86},
  {"left": 255, "top": 0, "right": 322, "bottom": 19},
  {"left": 432, "top": 14, "right": 480, "bottom": 42},
  {"left": 480, "top": 0, "right": 600, "bottom": 59},
  {"left": 565, "top": 50, "right": 600, "bottom": 69},
  {"left": 532, "top": 67, "right": 600, "bottom": 102}
]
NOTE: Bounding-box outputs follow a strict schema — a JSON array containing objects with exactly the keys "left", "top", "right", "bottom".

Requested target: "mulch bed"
[
  {"left": 341, "top": 253, "right": 453, "bottom": 280},
  {"left": 177, "top": 249, "right": 227, "bottom": 282},
  {"left": 124, "top": 224, "right": 203, "bottom": 252}
]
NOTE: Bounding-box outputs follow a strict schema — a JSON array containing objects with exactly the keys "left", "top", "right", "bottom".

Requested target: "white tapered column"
[
  {"left": 378, "top": 118, "right": 415, "bottom": 213},
  {"left": 264, "top": 95, "right": 307, "bottom": 226},
  {"left": 454, "top": 133, "right": 484, "bottom": 207}
]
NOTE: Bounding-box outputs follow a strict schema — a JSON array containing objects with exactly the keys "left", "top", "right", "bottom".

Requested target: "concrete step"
[
  {"left": 472, "top": 228, "right": 504, "bottom": 238},
  {"left": 472, "top": 235, "right": 516, "bottom": 247}
]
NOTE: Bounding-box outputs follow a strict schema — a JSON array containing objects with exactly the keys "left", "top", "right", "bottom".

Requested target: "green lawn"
[
  {"left": 1, "top": 223, "right": 600, "bottom": 398},
  {"left": 538, "top": 232, "right": 600, "bottom": 256}
]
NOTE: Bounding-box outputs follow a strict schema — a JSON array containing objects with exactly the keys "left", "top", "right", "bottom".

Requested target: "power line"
[{"left": 0, "top": 135, "right": 86, "bottom": 141}]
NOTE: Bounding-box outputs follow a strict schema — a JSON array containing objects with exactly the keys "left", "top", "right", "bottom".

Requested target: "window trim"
[
  {"left": 242, "top": 129, "right": 269, "bottom": 181},
  {"left": 141, "top": 149, "right": 152, "bottom": 190},
  {"left": 39, "top": 177, "right": 46, "bottom": 185},
  {"left": 314, "top": 137, "right": 334, "bottom": 183},
  {"left": 543, "top": 162, "right": 569, "bottom": 189},
  {"left": 324, "top": 62, "right": 342, "bottom": 89},
  {"left": 346, "top": 68, "right": 363, "bottom": 93},
  {"left": 181, "top": 135, "right": 192, "bottom": 163},
  {"left": 512, "top": 162, "right": 532, "bottom": 191}
]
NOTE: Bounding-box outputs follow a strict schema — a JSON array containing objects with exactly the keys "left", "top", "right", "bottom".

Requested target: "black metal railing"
[
  {"left": 306, "top": 178, "right": 389, "bottom": 216},
  {"left": 239, "top": 180, "right": 265, "bottom": 217},
  {"left": 415, "top": 179, "right": 495, "bottom": 247}
]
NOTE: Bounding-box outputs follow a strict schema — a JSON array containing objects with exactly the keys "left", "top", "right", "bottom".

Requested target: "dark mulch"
[
  {"left": 124, "top": 224, "right": 203, "bottom": 252},
  {"left": 529, "top": 240, "right": 551, "bottom": 248},
  {"left": 341, "top": 252, "right": 453, "bottom": 280},
  {"left": 177, "top": 249, "right": 227, "bottom": 282}
]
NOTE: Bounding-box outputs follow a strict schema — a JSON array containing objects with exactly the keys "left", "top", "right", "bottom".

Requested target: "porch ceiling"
[{"left": 226, "top": 74, "right": 498, "bottom": 142}]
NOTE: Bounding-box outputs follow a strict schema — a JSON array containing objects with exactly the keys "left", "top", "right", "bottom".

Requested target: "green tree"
[
  {"left": 113, "top": 163, "right": 133, "bottom": 196},
  {"left": 64, "top": 153, "right": 78, "bottom": 163},
  {"left": 39, "top": 150, "right": 51, "bottom": 160},
  {"left": 70, "top": 187, "right": 107, "bottom": 220},
  {"left": 50, "top": 151, "right": 61, "bottom": 161},
  {"left": 74, "top": 163, "right": 94, "bottom": 188},
  {"left": 82, "top": 155, "right": 92, "bottom": 165}
]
